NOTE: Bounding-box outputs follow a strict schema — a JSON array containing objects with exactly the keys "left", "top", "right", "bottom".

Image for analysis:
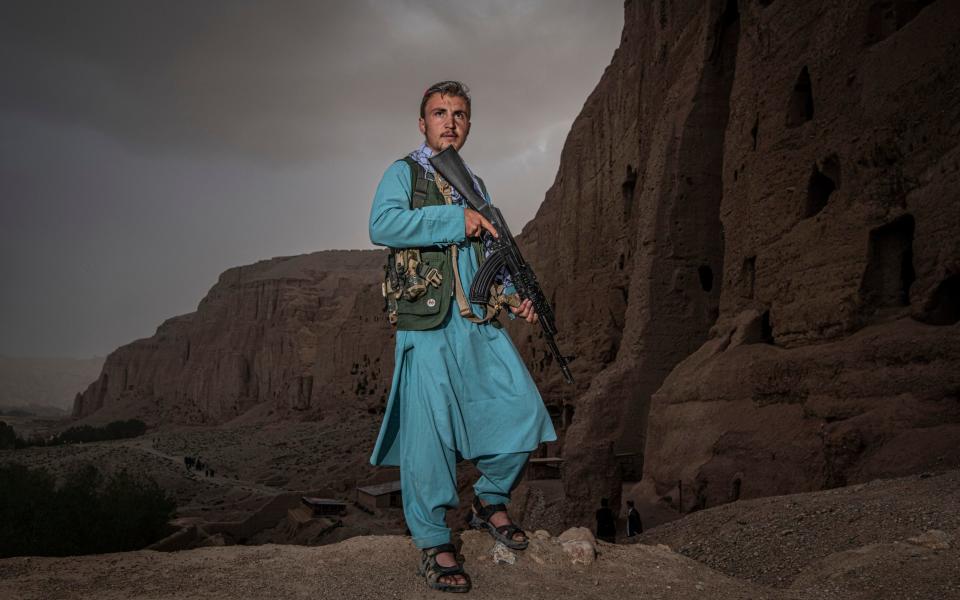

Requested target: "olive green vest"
[{"left": 395, "top": 157, "right": 493, "bottom": 331}]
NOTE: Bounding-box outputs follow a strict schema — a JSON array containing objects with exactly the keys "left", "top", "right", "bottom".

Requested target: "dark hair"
[
  {"left": 420, "top": 80, "right": 471, "bottom": 118},
  {"left": 627, "top": 500, "right": 635, "bottom": 507}
]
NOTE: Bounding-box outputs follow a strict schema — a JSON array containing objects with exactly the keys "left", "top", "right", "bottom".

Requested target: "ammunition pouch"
[{"left": 382, "top": 247, "right": 445, "bottom": 325}]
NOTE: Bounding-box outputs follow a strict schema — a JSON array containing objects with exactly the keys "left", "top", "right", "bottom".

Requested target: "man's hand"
[
  {"left": 510, "top": 298, "right": 538, "bottom": 324},
  {"left": 465, "top": 208, "right": 498, "bottom": 239}
]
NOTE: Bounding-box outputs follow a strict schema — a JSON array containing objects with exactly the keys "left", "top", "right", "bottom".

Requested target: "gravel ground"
[
  {"left": 0, "top": 531, "right": 791, "bottom": 600},
  {"left": 640, "top": 469, "right": 960, "bottom": 598}
]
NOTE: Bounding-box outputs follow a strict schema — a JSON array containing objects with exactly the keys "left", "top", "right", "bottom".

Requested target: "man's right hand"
[{"left": 465, "top": 208, "right": 498, "bottom": 239}]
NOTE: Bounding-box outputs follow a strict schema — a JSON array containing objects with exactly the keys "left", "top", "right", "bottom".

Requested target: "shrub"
[
  {"left": 0, "top": 421, "right": 16, "bottom": 450},
  {"left": 0, "top": 462, "right": 176, "bottom": 557}
]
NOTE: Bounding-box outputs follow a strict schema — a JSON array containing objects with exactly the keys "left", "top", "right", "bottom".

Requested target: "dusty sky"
[{"left": 0, "top": 0, "right": 623, "bottom": 359}]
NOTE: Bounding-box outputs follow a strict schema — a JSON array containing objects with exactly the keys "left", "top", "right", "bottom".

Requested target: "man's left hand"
[{"left": 510, "top": 298, "right": 538, "bottom": 324}]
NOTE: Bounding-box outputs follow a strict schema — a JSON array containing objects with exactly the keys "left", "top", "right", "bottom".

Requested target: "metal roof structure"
[{"left": 356, "top": 480, "right": 402, "bottom": 496}]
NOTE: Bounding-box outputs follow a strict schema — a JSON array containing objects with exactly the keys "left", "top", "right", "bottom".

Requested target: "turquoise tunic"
[{"left": 368, "top": 160, "right": 557, "bottom": 467}]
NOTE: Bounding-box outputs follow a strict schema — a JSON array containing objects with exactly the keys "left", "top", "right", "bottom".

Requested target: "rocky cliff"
[
  {"left": 505, "top": 0, "right": 960, "bottom": 522},
  {"left": 73, "top": 250, "right": 394, "bottom": 424}
]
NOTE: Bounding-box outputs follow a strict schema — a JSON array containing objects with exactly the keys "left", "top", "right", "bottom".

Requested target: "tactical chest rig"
[{"left": 382, "top": 157, "right": 517, "bottom": 331}]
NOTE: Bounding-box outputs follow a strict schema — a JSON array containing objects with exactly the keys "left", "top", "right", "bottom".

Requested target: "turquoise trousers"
[{"left": 398, "top": 378, "right": 530, "bottom": 548}]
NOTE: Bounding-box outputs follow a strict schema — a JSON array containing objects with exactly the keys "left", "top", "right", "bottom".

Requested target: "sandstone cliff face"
[
  {"left": 511, "top": 0, "right": 742, "bottom": 520},
  {"left": 73, "top": 250, "right": 394, "bottom": 424},
  {"left": 506, "top": 0, "right": 959, "bottom": 522},
  {"left": 642, "top": 0, "right": 960, "bottom": 513}
]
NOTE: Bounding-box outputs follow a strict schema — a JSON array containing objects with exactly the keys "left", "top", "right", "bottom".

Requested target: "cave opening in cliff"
[
  {"left": 709, "top": 0, "right": 740, "bottom": 67},
  {"left": 760, "top": 310, "right": 775, "bottom": 344},
  {"left": 622, "top": 165, "right": 638, "bottom": 219},
  {"left": 866, "top": 0, "right": 936, "bottom": 46},
  {"left": 750, "top": 113, "right": 759, "bottom": 150},
  {"left": 804, "top": 162, "right": 837, "bottom": 218},
  {"left": 920, "top": 274, "right": 960, "bottom": 326},
  {"left": 698, "top": 265, "right": 714, "bottom": 292},
  {"left": 860, "top": 214, "right": 916, "bottom": 312},
  {"left": 786, "top": 66, "right": 814, "bottom": 128},
  {"left": 731, "top": 477, "right": 742, "bottom": 501},
  {"left": 821, "top": 154, "right": 842, "bottom": 187}
]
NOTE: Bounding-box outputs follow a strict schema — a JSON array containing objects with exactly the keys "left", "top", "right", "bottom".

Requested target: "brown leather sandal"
[
  {"left": 468, "top": 496, "right": 528, "bottom": 550},
  {"left": 417, "top": 543, "right": 471, "bottom": 593}
]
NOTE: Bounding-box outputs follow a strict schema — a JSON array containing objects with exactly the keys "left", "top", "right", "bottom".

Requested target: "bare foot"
[{"left": 434, "top": 551, "right": 467, "bottom": 587}]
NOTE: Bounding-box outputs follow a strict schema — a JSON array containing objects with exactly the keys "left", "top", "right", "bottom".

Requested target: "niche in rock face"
[
  {"left": 760, "top": 310, "right": 775, "bottom": 344},
  {"left": 786, "top": 66, "right": 814, "bottom": 128},
  {"left": 742, "top": 256, "right": 756, "bottom": 299},
  {"left": 866, "top": 0, "right": 935, "bottom": 46},
  {"left": 860, "top": 215, "right": 916, "bottom": 313},
  {"left": 919, "top": 274, "right": 960, "bottom": 326},
  {"left": 698, "top": 265, "right": 714, "bottom": 292},
  {"left": 804, "top": 157, "right": 840, "bottom": 218},
  {"left": 622, "top": 165, "right": 638, "bottom": 219}
]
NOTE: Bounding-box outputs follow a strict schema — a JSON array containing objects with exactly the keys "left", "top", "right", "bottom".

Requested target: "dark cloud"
[
  {"left": 0, "top": 0, "right": 622, "bottom": 358},
  {"left": 1, "top": 0, "right": 621, "bottom": 162}
]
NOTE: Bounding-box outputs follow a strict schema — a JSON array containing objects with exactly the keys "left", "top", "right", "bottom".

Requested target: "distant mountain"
[
  {"left": 72, "top": 249, "right": 392, "bottom": 425},
  {"left": 0, "top": 355, "right": 105, "bottom": 412}
]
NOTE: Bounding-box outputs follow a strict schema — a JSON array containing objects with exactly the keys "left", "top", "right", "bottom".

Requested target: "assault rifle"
[{"left": 429, "top": 146, "right": 575, "bottom": 384}]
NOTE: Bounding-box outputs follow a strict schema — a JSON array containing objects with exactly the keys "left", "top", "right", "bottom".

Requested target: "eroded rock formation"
[
  {"left": 506, "top": 0, "right": 959, "bottom": 522},
  {"left": 73, "top": 250, "right": 394, "bottom": 424}
]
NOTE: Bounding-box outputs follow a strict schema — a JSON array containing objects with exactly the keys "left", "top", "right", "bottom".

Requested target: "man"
[
  {"left": 368, "top": 81, "right": 557, "bottom": 592},
  {"left": 626, "top": 500, "right": 643, "bottom": 539},
  {"left": 595, "top": 498, "right": 616, "bottom": 544}
]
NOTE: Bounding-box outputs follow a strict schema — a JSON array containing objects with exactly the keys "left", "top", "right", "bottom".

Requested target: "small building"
[
  {"left": 356, "top": 480, "right": 402, "bottom": 510},
  {"left": 300, "top": 496, "right": 347, "bottom": 517}
]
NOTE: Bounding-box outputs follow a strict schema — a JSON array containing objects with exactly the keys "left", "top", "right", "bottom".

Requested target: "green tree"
[
  {"left": 0, "top": 462, "right": 176, "bottom": 558},
  {"left": 0, "top": 421, "right": 17, "bottom": 450}
]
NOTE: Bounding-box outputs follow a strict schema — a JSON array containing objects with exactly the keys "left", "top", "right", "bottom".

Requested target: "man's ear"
[{"left": 418, "top": 118, "right": 426, "bottom": 135}]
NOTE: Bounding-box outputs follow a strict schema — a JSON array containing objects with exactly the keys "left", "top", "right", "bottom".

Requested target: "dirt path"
[{"left": 121, "top": 435, "right": 281, "bottom": 496}]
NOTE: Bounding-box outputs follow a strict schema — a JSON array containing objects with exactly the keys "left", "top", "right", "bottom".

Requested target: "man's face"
[{"left": 419, "top": 93, "right": 470, "bottom": 153}]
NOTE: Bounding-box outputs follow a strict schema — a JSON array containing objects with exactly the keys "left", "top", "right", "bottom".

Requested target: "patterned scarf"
[{"left": 408, "top": 142, "right": 513, "bottom": 291}]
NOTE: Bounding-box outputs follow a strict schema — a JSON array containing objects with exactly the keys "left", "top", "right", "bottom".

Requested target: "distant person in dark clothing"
[
  {"left": 626, "top": 500, "right": 643, "bottom": 538},
  {"left": 595, "top": 498, "right": 617, "bottom": 543}
]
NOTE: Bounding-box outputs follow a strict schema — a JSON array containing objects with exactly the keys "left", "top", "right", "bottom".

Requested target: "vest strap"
[
  {"left": 406, "top": 157, "right": 431, "bottom": 210},
  {"left": 435, "top": 175, "right": 504, "bottom": 325}
]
